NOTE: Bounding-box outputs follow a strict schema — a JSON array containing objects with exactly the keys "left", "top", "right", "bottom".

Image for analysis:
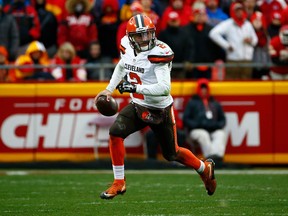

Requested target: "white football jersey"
[{"left": 113, "top": 36, "right": 174, "bottom": 109}]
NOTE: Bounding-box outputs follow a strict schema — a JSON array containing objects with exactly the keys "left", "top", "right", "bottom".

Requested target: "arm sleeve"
[
  {"left": 136, "top": 63, "right": 171, "bottom": 96},
  {"left": 209, "top": 22, "right": 230, "bottom": 50},
  {"left": 106, "top": 59, "right": 126, "bottom": 92}
]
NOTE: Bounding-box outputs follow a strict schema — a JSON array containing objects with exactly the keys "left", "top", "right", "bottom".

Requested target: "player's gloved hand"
[{"left": 117, "top": 81, "right": 136, "bottom": 94}]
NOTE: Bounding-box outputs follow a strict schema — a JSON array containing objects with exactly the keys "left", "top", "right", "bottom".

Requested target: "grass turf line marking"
[
  {"left": 1, "top": 169, "right": 288, "bottom": 175},
  {"left": 5, "top": 171, "right": 28, "bottom": 175}
]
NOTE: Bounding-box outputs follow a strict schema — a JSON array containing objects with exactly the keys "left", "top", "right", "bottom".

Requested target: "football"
[{"left": 95, "top": 95, "right": 118, "bottom": 116}]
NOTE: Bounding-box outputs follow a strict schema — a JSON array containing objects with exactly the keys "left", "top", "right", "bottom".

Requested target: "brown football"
[{"left": 95, "top": 95, "right": 118, "bottom": 116}]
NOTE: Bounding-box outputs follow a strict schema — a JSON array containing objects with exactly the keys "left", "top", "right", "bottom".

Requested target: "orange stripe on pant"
[{"left": 171, "top": 106, "right": 201, "bottom": 170}]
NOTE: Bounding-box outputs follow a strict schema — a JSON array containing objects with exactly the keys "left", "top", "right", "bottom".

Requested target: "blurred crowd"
[{"left": 0, "top": 0, "right": 288, "bottom": 82}]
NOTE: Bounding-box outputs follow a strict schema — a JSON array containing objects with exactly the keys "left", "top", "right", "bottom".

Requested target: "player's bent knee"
[{"left": 109, "top": 120, "right": 128, "bottom": 139}]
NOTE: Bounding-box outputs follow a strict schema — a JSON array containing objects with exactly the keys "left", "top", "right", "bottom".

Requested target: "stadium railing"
[{"left": 0, "top": 62, "right": 281, "bottom": 81}]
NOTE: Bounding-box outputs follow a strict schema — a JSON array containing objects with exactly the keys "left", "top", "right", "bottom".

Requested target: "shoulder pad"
[
  {"left": 120, "top": 44, "right": 126, "bottom": 55},
  {"left": 148, "top": 41, "right": 174, "bottom": 63},
  {"left": 119, "top": 36, "right": 130, "bottom": 55}
]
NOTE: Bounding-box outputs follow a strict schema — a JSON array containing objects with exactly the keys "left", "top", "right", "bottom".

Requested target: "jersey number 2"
[{"left": 129, "top": 72, "right": 144, "bottom": 100}]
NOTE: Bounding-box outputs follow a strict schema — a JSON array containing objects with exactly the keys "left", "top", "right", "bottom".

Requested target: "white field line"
[{"left": 1, "top": 169, "right": 288, "bottom": 176}]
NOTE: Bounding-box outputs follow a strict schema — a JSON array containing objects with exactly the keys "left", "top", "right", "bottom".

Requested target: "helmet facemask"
[{"left": 128, "top": 28, "right": 156, "bottom": 52}]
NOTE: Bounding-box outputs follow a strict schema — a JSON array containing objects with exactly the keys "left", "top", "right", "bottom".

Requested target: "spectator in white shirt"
[{"left": 209, "top": 3, "right": 258, "bottom": 79}]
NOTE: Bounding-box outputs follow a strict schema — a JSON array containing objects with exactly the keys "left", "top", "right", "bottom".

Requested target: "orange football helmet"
[{"left": 126, "top": 14, "right": 156, "bottom": 52}]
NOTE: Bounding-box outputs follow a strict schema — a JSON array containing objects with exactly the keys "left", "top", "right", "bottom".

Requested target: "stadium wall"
[{"left": 0, "top": 81, "right": 287, "bottom": 164}]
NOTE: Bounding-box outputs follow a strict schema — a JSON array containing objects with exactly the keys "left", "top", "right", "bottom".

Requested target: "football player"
[{"left": 95, "top": 14, "right": 217, "bottom": 199}]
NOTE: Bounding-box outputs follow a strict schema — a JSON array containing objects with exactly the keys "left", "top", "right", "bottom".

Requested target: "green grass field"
[{"left": 0, "top": 169, "right": 288, "bottom": 216}]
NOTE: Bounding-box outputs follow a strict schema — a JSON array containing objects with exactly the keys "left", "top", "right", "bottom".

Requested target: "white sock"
[
  {"left": 112, "top": 165, "right": 125, "bottom": 180},
  {"left": 196, "top": 161, "right": 205, "bottom": 174}
]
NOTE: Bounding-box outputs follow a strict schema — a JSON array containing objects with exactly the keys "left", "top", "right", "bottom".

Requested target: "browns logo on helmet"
[{"left": 126, "top": 14, "right": 156, "bottom": 52}]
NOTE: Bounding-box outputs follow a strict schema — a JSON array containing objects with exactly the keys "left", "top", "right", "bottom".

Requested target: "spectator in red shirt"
[
  {"left": 269, "top": 25, "right": 288, "bottom": 79},
  {"left": 57, "top": 0, "right": 98, "bottom": 59},
  {"left": 159, "top": 0, "right": 192, "bottom": 32},
  {"left": 51, "top": 42, "right": 87, "bottom": 81},
  {"left": 258, "top": 0, "right": 286, "bottom": 26}
]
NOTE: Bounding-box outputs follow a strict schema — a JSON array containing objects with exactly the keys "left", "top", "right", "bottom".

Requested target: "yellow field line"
[{"left": 1, "top": 81, "right": 287, "bottom": 96}]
